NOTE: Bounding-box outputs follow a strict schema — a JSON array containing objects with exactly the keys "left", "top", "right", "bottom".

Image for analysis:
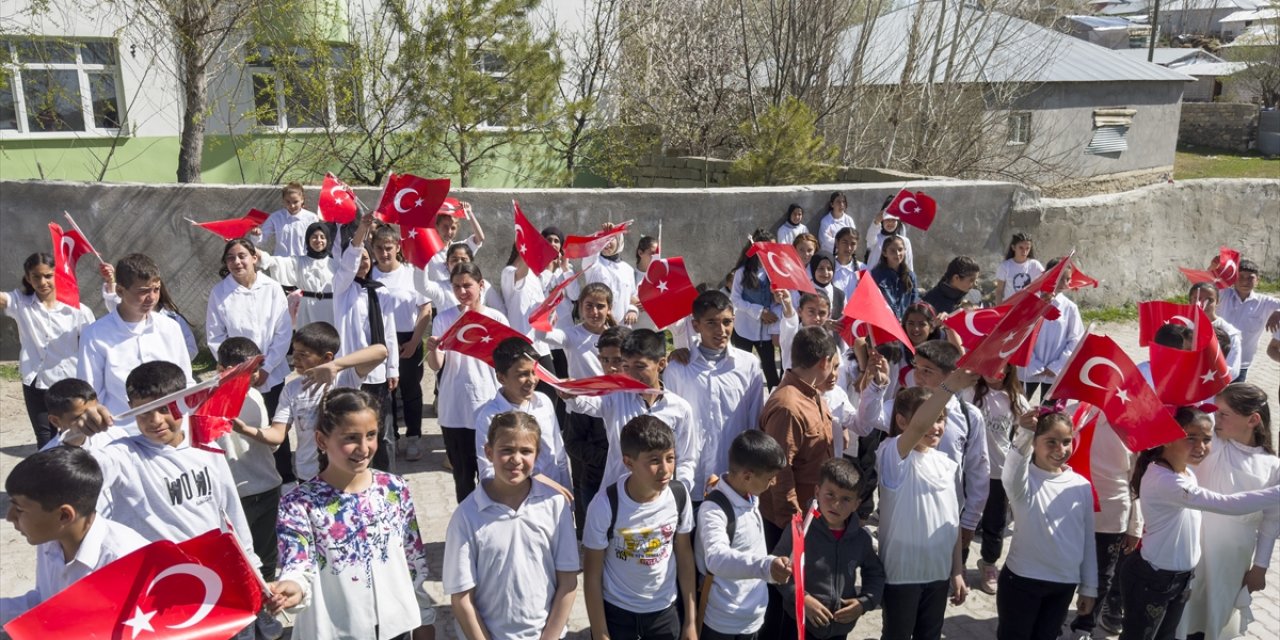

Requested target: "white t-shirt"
[
  {"left": 539, "top": 323, "right": 605, "bottom": 380},
  {"left": 566, "top": 391, "right": 700, "bottom": 495},
  {"left": 373, "top": 264, "right": 429, "bottom": 333},
  {"left": 215, "top": 387, "right": 281, "bottom": 497},
  {"left": 254, "top": 208, "right": 318, "bottom": 258},
  {"left": 996, "top": 258, "right": 1045, "bottom": 301},
  {"left": 4, "top": 289, "right": 95, "bottom": 388},
  {"left": 978, "top": 390, "right": 1017, "bottom": 475},
  {"left": 206, "top": 273, "right": 293, "bottom": 389},
  {"left": 1217, "top": 288, "right": 1280, "bottom": 370},
  {"left": 501, "top": 265, "right": 552, "bottom": 356},
  {"left": 473, "top": 391, "right": 571, "bottom": 488},
  {"left": 818, "top": 212, "right": 855, "bottom": 255},
  {"left": 273, "top": 377, "right": 327, "bottom": 481},
  {"left": 432, "top": 305, "right": 507, "bottom": 429},
  {"left": 583, "top": 475, "right": 693, "bottom": 613},
  {"left": 876, "top": 437, "right": 960, "bottom": 584},
  {"left": 443, "top": 481, "right": 579, "bottom": 639}
]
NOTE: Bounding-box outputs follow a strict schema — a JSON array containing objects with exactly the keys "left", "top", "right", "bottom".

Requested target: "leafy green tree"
[{"left": 729, "top": 96, "right": 838, "bottom": 186}]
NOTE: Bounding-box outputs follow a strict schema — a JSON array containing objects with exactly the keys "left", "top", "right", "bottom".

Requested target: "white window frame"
[
  {"left": 1007, "top": 111, "right": 1031, "bottom": 146},
  {"left": 246, "top": 44, "right": 357, "bottom": 133},
  {"left": 474, "top": 48, "right": 521, "bottom": 132},
  {"left": 0, "top": 37, "right": 125, "bottom": 140}
]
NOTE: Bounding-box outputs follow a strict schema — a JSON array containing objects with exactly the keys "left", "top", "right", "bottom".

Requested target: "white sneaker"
[
  {"left": 406, "top": 436, "right": 423, "bottom": 461},
  {"left": 976, "top": 559, "right": 999, "bottom": 595}
]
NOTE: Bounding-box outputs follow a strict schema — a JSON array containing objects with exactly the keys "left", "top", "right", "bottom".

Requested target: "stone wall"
[{"left": 1178, "top": 102, "right": 1260, "bottom": 153}]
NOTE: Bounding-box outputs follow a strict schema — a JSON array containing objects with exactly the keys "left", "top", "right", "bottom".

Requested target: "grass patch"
[
  {"left": 0, "top": 362, "right": 19, "bottom": 382},
  {"left": 1082, "top": 303, "right": 1139, "bottom": 325},
  {"left": 1174, "top": 145, "right": 1279, "bottom": 180},
  {"left": 1258, "top": 277, "right": 1280, "bottom": 294},
  {"left": 192, "top": 348, "right": 217, "bottom": 379}
]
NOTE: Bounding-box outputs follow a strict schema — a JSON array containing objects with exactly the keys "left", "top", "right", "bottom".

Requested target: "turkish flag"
[
  {"left": 1008, "top": 253, "right": 1075, "bottom": 307},
  {"left": 4, "top": 528, "right": 262, "bottom": 640},
  {"left": 838, "top": 270, "right": 915, "bottom": 352},
  {"left": 374, "top": 173, "right": 450, "bottom": 228},
  {"left": 563, "top": 222, "right": 631, "bottom": 260},
  {"left": 1149, "top": 318, "right": 1230, "bottom": 406},
  {"left": 533, "top": 366, "right": 653, "bottom": 397},
  {"left": 1066, "top": 265, "right": 1100, "bottom": 290},
  {"left": 187, "top": 355, "right": 263, "bottom": 453},
  {"left": 529, "top": 267, "right": 591, "bottom": 332},
  {"left": 400, "top": 225, "right": 446, "bottom": 270},
  {"left": 189, "top": 209, "right": 270, "bottom": 241},
  {"left": 1047, "top": 333, "right": 1185, "bottom": 452},
  {"left": 883, "top": 188, "right": 937, "bottom": 230},
  {"left": 956, "top": 291, "right": 1056, "bottom": 378},
  {"left": 437, "top": 310, "right": 529, "bottom": 367},
  {"left": 792, "top": 511, "right": 807, "bottom": 640},
  {"left": 1067, "top": 402, "right": 1102, "bottom": 512},
  {"left": 47, "top": 223, "right": 94, "bottom": 309},
  {"left": 748, "top": 242, "right": 816, "bottom": 294},
  {"left": 1178, "top": 246, "right": 1241, "bottom": 290},
  {"left": 944, "top": 306, "right": 1007, "bottom": 350},
  {"left": 638, "top": 257, "right": 699, "bottom": 330},
  {"left": 514, "top": 200, "right": 560, "bottom": 275},
  {"left": 318, "top": 172, "right": 358, "bottom": 224},
  {"left": 438, "top": 197, "right": 467, "bottom": 219},
  {"left": 1137, "top": 301, "right": 1202, "bottom": 348}
]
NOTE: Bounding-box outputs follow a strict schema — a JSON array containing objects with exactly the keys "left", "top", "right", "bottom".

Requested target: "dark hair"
[
  {"left": 575, "top": 282, "right": 618, "bottom": 328},
  {"left": 1239, "top": 259, "right": 1259, "bottom": 274},
  {"left": 791, "top": 326, "right": 837, "bottom": 369},
  {"left": 115, "top": 253, "right": 161, "bottom": 289},
  {"left": 1153, "top": 323, "right": 1194, "bottom": 349},
  {"left": 973, "top": 364, "right": 1026, "bottom": 414},
  {"left": 449, "top": 261, "right": 484, "bottom": 285},
  {"left": 317, "top": 387, "right": 381, "bottom": 437},
  {"left": 1132, "top": 406, "right": 1210, "bottom": 498},
  {"left": 915, "top": 339, "right": 961, "bottom": 374},
  {"left": 809, "top": 251, "right": 837, "bottom": 285},
  {"left": 20, "top": 253, "right": 55, "bottom": 296},
  {"left": 1213, "top": 326, "right": 1231, "bottom": 359},
  {"left": 1217, "top": 382, "right": 1274, "bottom": 454},
  {"left": 294, "top": 321, "right": 341, "bottom": 355},
  {"left": 1005, "top": 233, "right": 1035, "bottom": 260},
  {"left": 485, "top": 410, "right": 542, "bottom": 455},
  {"left": 1188, "top": 281, "right": 1217, "bottom": 301},
  {"left": 941, "top": 256, "right": 980, "bottom": 285},
  {"left": 1033, "top": 412, "right": 1073, "bottom": 438},
  {"left": 798, "top": 292, "right": 831, "bottom": 313},
  {"left": 622, "top": 328, "right": 666, "bottom": 362},
  {"left": 1045, "top": 257, "right": 1063, "bottom": 271},
  {"left": 493, "top": 337, "right": 538, "bottom": 374},
  {"left": 635, "top": 236, "right": 658, "bottom": 267},
  {"left": 371, "top": 225, "right": 400, "bottom": 249},
  {"left": 782, "top": 203, "right": 805, "bottom": 227},
  {"left": 827, "top": 191, "right": 847, "bottom": 213},
  {"left": 620, "top": 415, "right": 675, "bottom": 458},
  {"left": 819, "top": 457, "right": 862, "bottom": 493},
  {"left": 876, "top": 236, "right": 912, "bottom": 291},
  {"left": 732, "top": 228, "right": 776, "bottom": 290},
  {"left": 218, "top": 238, "right": 259, "bottom": 279},
  {"left": 5, "top": 447, "right": 102, "bottom": 516},
  {"left": 217, "top": 336, "right": 262, "bottom": 368},
  {"left": 125, "top": 361, "right": 186, "bottom": 402},
  {"left": 541, "top": 226, "right": 564, "bottom": 244},
  {"left": 901, "top": 302, "right": 940, "bottom": 341},
  {"left": 692, "top": 290, "right": 733, "bottom": 319},
  {"left": 596, "top": 325, "right": 632, "bottom": 351},
  {"left": 446, "top": 242, "right": 475, "bottom": 264},
  {"left": 155, "top": 281, "right": 191, "bottom": 327},
  {"left": 834, "top": 227, "right": 859, "bottom": 244},
  {"left": 891, "top": 386, "right": 934, "bottom": 437},
  {"left": 727, "top": 430, "right": 786, "bottom": 473},
  {"left": 45, "top": 378, "right": 97, "bottom": 415}
]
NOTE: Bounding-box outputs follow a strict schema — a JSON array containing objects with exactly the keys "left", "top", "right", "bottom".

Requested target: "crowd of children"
[{"left": 3, "top": 184, "right": 1280, "bottom": 640}]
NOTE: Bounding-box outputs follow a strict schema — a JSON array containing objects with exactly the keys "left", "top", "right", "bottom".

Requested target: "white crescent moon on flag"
[
  {"left": 645, "top": 259, "right": 670, "bottom": 286},
  {"left": 393, "top": 188, "right": 419, "bottom": 213},
  {"left": 850, "top": 319, "right": 866, "bottom": 337},
  {"left": 456, "top": 323, "right": 489, "bottom": 344},
  {"left": 997, "top": 325, "right": 1036, "bottom": 358},
  {"left": 1219, "top": 259, "right": 1237, "bottom": 280},
  {"left": 964, "top": 309, "right": 998, "bottom": 337},
  {"left": 1170, "top": 315, "right": 1194, "bottom": 327},
  {"left": 897, "top": 195, "right": 918, "bottom": 216},
  {"left": 145, "top": 563, "right": 223, "bottom": 630},
  {"left": 329, "top": 185, "right": 346, "bottom": 198},
  {"left": 60, "top": 236, "right": 77, "bottom": 274},
  {"left": 764, "top": 251, "right": 795, "bottom": 278},
  {"left": 515, "top": 224, "right": 526, "bottom": 251},
  {"left": 1080, "top": 356, "right": 1125, "bottom": 391}
]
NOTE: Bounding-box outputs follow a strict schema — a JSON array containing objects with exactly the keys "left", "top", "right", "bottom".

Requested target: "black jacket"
[
  {"left": 921, "top": 280, "right": 968, "bottom": 315},
  {"left": 773, "top": 515, "right": 886, "bottom": 638}
]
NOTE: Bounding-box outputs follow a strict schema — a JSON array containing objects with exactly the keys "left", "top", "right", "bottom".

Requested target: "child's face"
[
  {"left": 623, "top": 354, "right": 665, "bottom": 388},
  {"left": 693, "top": 308, "right": 734, "bottom": 351},
  {"left": 24, "top": 263, "right": 55, "bottom": 299},
  {"left": 813, "top": 261, "right": 834, "bottom": 285},
  {"left": 816, "top": 480, "right": 860, "bottom": 528},
  {"left": 1214, "top": 398, "right": 1259, "bottom": 445},
  {"left": 913, "top": 356, "right": 945, "bottom": 390},
  {"left": 130, "top": 398, "right": 184, "bottom": 447},
  {"left": 602, "top": 236, "right": 620, "bottom": 257},
  {"left": 356, "top": 248, "right": 372, "bottom": 279},
  {"left": 485, "top": 429, "right": 540, "bottom": 486},
  {"left": 598, "top": 346, "right": 625, "bottom": 374},
  {"left": 916, "top": 411, "right": 947, "bottom": 451},
  {"left": 283, "top": 192, "right": 304, "bottom": 215},
  {"left": 544, "top": 234, "right": 562, "bottom": 253},
  {"left": 317, "top": 409, "right": 379, "bottom": 476},
  {"left": 446, "top": 249, "right": 471, "bottom": 271},
  {"left": 373, "top": 239, "right": 399, "bottom": 267},
  {"left": 1190, "top": 287, "right": 1218, "bottom": 319},
  {"left": 308, "top": 230, "right": 328, "bottom": 254},
  {"left": 794, "top": 241, "right": 816, "bottom": 267},
  {"left": 789, "top": 208, "right": 804, "bottom": 225},
  {"left": 623, "top": 447, "right": 676, "bottom": 493},
  {"left": 1236, "top": 270, "right": 1258, "bottom": 297},
  {"left": 799, "top": 300, "right": 830, "bottom": 328},
  {"left": 1167, "top": 420, "right": 1213, "bottom": 467},
  {"left": 1013, "top": 241, "right": 1032, "bottom": 261},
  {"left": 292, "top": 343, "right": 333, "bottom": 374},
  {"left": 48, "top": 397, "right": 95, "bottom": 432},
  {"left": 982, "top": 373, "right": 1006, "bottom": 390},
  {"left": 452, "top": 274, "right": 481, "bottom": 307},
  {"left": 580, "top": 294, "right": 611, "bottom": 331},
  {"left": 949, "top": 271, "right": 978, "bottom": 293},
  {"left": 882, "top": 240, "right": 906, "bottom": 267},
  {"left": 117, "top": 277, "right": 162, "bottom": 317},
  {"left": 736, "top": 468, "right": 778, "bottom": 497},
  {"left": 223, "top": 243, "right": 258, "bottom": 281},
  {"left": 904, "top": 312, "right": 932, "bottom": 346},
  {"left": 881, "top": 218, "right": 899, "bottom": 233},
  {"left": 6, "top": 496, "right": 66, "bottom": 545},
  {"left": 836, "top": 235, "right": 858, "bottom": 260},
  {"left": 1033, "top": 421, "right": 1074, "bottom": 472},
  {"left": 436, "top": 215, "right": 460, "bottom": 242},
  {"left": 497, "top": 357, "right": 538, "bottom": 403}
]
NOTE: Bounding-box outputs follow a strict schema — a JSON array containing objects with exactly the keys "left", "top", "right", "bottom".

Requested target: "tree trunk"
[
  {"left": 176, "top": 41, "right": 207, "bottom": 183},
  {"left": 458, "top": 137, "right": 469, "bottom": 187}
]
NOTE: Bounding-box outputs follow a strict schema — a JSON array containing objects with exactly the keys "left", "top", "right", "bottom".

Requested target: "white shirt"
[
  {"left": 583, "top": 475, "right": 694, "bottom": 613},
  {"left": 101, "top": 289, "right": 198, "bottom": 360},
  {"left": 876, "top": 437, "right": 961, "bottom": 583},
  {"left": 539, "top": 323, "right": 605, "bottom": 379},
  {"left": 432, "top": 305, "right": 507, "bottom": 429},
  {"left": 832, "top": 260, "right": 864, "bottom": 299},
  {"left": 254, "top": 207, "right": 318, "bottom": 257},
  {"left": 473, "top": 391, "right": 572, "bottom": 488},
  {"left": 696, "top": 485, "right": 775, "bottom": 635},
  {"left": 868, "top": 232, "right": 915, "bottom": 272},
  {"left": 206, "top": 273, "right": 293, "bottom": 389},
  {"left": 566, "top": 390, "right": 700, "bottom": 495},
  {"left": 996, "top": 258, "right": 1045, "bottom": 301},
  {"left": 0, "top": 516, "right": 149, "bottom": 625},
  {"left": 1212, "top": 316, "right": 1243, "bottom": 381},
  {"left": 818, "top": 212, "right": 855, "bottom": 255},
  {"left": 426, "top": 235, "right": 482, "bottom": 283},
  {"left": 1217, "top": 288, "right": 1280, "bottom": 370},
  {"left": 1018, "top": 294, "right": 1084, "bottom": 385},
  {"left": 1139, "top": 464, "right": 1280, "bottom": 572},
  {"left": 373, "top": 264, "right": 429, "bottom": 333},
  {"left": 777, "top": 221, "right": 809, "bottom": 246},
  {"left": 273, "top": 377, "right": 328, "bottom": 481},
  {"left": 332, "top": 246, "right": 399, "bottom": 387},
  {"left": 3, "top": 289, "right": 95, "bottom": 387},
  {"left": 978, "top": 390, "right": 1019, "bottom": 475},
  {"left": 1082, "top": 410, "right": 1143, "bottom": 536},
  {"left": 258, "top": 253, "right": 337, "bottom": 328},
  {"left": 443, "top": 481, "right": 579, "bottom": 639},
  {"left": 1002, "top": 430, "right": 1098, "bottom": 595},
  {"left": 664, "top": 347, "right": 765, "bottom": 499},
  {"left": 501, "top": 265, "right": 552, "bottom": 356},
  {"left": 582, "top": 255, "right": 639, "bottom": 324},
  {"left": 1193, "top": 436, "right": 1280, "bottom": 568},
  {"left": 77, "top": 310, "right": 194, "bottom": 417}
]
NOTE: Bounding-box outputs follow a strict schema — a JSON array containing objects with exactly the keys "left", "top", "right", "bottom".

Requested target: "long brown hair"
[
  {"left": 1217, "top": 383, "right": 1274, "bottom": 454},
  {"left": 1131, "top": 407, "right": 1210, "bottom": 499}
]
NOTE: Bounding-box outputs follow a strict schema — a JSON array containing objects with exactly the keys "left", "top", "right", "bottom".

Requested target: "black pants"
[
  {"left": 979, "top": 479, "right": 1008, "bottom": 564},
  {"left": 855, "top": 430, "right": 885, "bottom": 521},
  {"left": 241, "top": 486, "right": 281, "bottom": 581},
  {"left": 1119, "top": 557, "right": 1192, "bottom": 640},
  {"left": 995, "top": 567, "right": 1076, "bottom": 640},
  {"left": 565, "top": 411, "right": 608, "bottom": 534},
  {"left": 1234, "top": 367, "right": 1249, "bottom": 383},
  {"left": 394, "top": 331, "right": 425, "bottom": 438},
  {"left": 760, "top": 519, "right": 786, "bottom": 639},
  {"left": 261, "top": 382, "right": 294, "bottom": 484},
  {"left": 1070, "top": 532, "right": 1126, "bottom": 632},
  {"left": 700, "top": 626, "right": 757, "bottom": 640},
  {"left": 441, "top": 425, "right": 478, "bottom": 503},
  {"left": 361, "top": 382, "right": 396, "bottom": 473},
  {"left": 1023, "top": 382, "right": 1050, "bottom": 405},
  {"left": 604, "top": 600, "right": 680, "bottom": 640},
  {"left": 880, "top": 580, "right": 948, "bottom": 640},
  {"left": 731, "top": 331, "right": 779, "bottom": 389},
  {"left": 22, "top": 383, "right": 54, "bottom": 449}
]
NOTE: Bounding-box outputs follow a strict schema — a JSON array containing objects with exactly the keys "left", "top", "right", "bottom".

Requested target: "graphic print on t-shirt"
[
  {"left": 165, "top": 466, "right": 213, "bottom": 506},
  {"left": 616, "top": 523, "right": 675, "bottom": 566},
  {"left": 1012, "top": 272, "right": 1032, "bottom": 291}
]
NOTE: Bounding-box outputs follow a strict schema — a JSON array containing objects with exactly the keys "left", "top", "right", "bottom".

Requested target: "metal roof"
[
  {"left": 1112, "top": 47, "right": 1223, "bottom": 65},
  {"left": 1161, "top": 0, "right": 1268, "bottom": 11},
  {"left": 835, "top": 2, "right": 1196, "bottom": 84},
  {"left": 1177, "top": 61, "right": 1251, "bottom": 75},
  {"left": 1068, "top": 15, "right": 1134, "bottom": 29},
  {"left": 1220, "top": 8, "right": 1280, "bottom": 23}
]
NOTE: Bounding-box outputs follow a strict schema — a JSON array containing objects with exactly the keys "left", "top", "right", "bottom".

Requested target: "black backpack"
[{"left": 606, "top": 479, "right": 689, "bottom": 541}]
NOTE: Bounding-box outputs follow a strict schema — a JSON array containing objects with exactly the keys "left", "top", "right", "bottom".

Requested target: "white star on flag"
[
  {"left": 1200, "top": 369, "right": 1216, "bottom": 384},
  {"left": 123, "top": 606, "right": 157, "bottom": 639},
  {"left": 480, "top": 335, "right": 492, "bottom": 343},
  {"left": 519, "top": 244, "right": 527, "bottom": 254},
  {"left": 1115, "top": 388, "right": 1130, "bottom": 404},
  {"left": 407, "top": 229, "right": 417, "bottom": 239},
  {"left": 414, "top": 198, "right": 425, "bottom": 208},
  {"left": 657, "top": 280, "right": 669, "bottom": 293}
]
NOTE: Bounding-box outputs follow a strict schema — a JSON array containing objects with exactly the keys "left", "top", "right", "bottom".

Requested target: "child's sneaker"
[
  {"left": 406, "top": 436, "right": 423, "bottom": 461},
  {"left": 976, "top": 558, "right": 999, "bottom": 594}
]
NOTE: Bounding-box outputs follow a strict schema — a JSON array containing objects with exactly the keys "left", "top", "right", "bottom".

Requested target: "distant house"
[
  {"left": 1156, "top": 0, "right": 1270, "bottom": 38},
  {"left": 1065, "top": 15, "right": 1152, "bottom": 49},
  {"left": 1114, "top": 48, "right": 1250, "bottom": 100},
  {"left": 1219, "top": 6, "right": 1280, "bottom": 39},
  {"left": 1087, "top": 0, "right": 1153, "bottom": 16}
]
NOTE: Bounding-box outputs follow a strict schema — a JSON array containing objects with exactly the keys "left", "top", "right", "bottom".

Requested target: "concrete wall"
[
  {"left": 623, "top": 155, "right": 931, "bottom": 188},
  {"left": 1179, "top": 102, "right": 1260, "bottom": 152}
]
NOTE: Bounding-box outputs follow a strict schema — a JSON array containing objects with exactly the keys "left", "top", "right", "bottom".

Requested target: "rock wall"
[{"left": 1178, "top": 102, "right": 1260, "bottom": 153}]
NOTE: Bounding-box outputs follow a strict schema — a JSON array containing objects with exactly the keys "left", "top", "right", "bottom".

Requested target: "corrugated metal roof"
[
  {"left": 1068, "top": 15, "right": 1133, "bottom": 29},
  {"left": 1177, "top": 61, "right": 1251, "bottom": 75},
  {"left": 1112, "top": 47, "right": 1223, "bottom": 65},
  {"left": 1220, "top": 8, "right": 1280, "bottom": 23},
  {"left": 1161, "top": 0, "right": 1267, "bottom": 11},
  {"left": 835, "top": 2, "right": 1196, "bottom": 84}
]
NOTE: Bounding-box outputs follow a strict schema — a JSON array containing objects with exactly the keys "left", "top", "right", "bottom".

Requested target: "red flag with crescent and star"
[
  {"left": 317, "top": 172, "right": 358, "bottom": 224},
  {"left": 529, "top": 267, "right": 592, "bottom": 332},
  {"left": 1047, "top": 333, "right": 1185, "bottom": 452},
  {"left": 838, "top": 270, "right": 915, "bottom": 352},
  {"left": 513, "top": 200, "right": 560, "bottom": 275},
  {"left": 400, "top": 225, "right": 446, "bottom": 270},
  {"left": 3, "top": 528, "right": 262, "bottom": 640},
  {"left": 437, "top": 310, "right": 529, "bottom": 367},
  {"left": 438, "top": 197, "right": 467, "bottom": 219},
  {"left": 374, "top": 173, "right": 450, "bottom": 228},
  {"left": 957, "top": 292, "right": 1057, "bottom": 379},
  {"left": 533, "top": 366, "right": 653, "bottom": 397},
  {"left": 1137, "top": 300, "right": 1202, "bottom": 348},
  {"left": 748, "top": 242, "right": 816, "bottom": 294},
  {"left": 563, "top": 223, "right": 631, "bottom": 260},
  {"left": 638, "top": 257, "right": 699, "bottom": 330},
  {"left": 188, "top": 209, "right": 270, "bottom": 241},
  {"left": 1144, "top": 304, "right": 1229, "bottom": 406},
  {"left": 1178, "top": 246, "right": 1240, "bottom": 290},
  {"left": 1067, "top": 402, "right": 1103, "bottom": 512},
  {"left": 187, "top": 355, "right": 263, "bottom": 453},
  {"left": 883, "top": 188, "right": 937, "bottom": 231},
  {"left": 942, "top": 304, "right": 1043, "bottom": 367},
  {"left": 47, "top": 222, "right": 95, "bottom": 309}
]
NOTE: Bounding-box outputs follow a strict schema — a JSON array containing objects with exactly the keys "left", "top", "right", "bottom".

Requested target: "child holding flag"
[{"left": 251, "top": 181, "right": 318, "bottom": 257}]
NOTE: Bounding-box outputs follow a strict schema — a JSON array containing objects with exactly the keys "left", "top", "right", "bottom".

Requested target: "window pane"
[
  {"left": 88, "top": 71, "right": 120, "bottom": 128},
  {"left": 334, "top": 78, "right": 359, "bottom": 126},
  {"left": 284, "top": 72, "right": 324, "bottom": 128},
  {"left": 82, "top": 41, "right": 117, "bottom": 66},
  {"left": 23, "top": 69, "right": 85, "bottom": 132},
  {"left": 16, "top": 40, "right": 77, "bottom": 64},
  {"left": 0, "top": 41, "right": 13, "bottom": 65},
  {"left": 0, "top": 73, "right": 17, "bottom": 130},
  {"left": 252, "top": 73, "right": 279, "bottom": 126}
]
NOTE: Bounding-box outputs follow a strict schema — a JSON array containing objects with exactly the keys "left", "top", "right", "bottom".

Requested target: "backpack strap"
[
  {"left": 608, "top": 479, "right": 688, "bottom": 542},
  {"left": 671, "top": 480, "right": 688, "bottom": 531},
  {"left": 606, "top": 482, "right": 620, "bottom": 542},
  {"left": 704, "top": 490, "right": 737, "bottom": 544}
]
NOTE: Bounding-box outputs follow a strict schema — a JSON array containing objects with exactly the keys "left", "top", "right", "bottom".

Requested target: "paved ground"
[{"left": 1, "top": 319, "right": 1277, "bottom": 639}]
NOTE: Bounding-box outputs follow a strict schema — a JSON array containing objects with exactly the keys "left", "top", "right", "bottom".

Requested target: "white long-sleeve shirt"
[
  {"left": 664, "top": 347, "right": 765, "bottom": 500},
  {"left": 253, "top": 208, "right": 318, "bottom": 257},
  {"left": 539, "top": 323, "right": 605, "bottom": 379},
  {"left": 1194, "top": 436, "right": 1280, "bottom": 568},
  {"left": 500, "top": 265, "right": 552, "bottom": 356},
  {"left": 730, "top": 267, "right": 775, "bottom": 342},
  {"left": 1212, "top": 316, "right": 1243, "bottom": 381},
  {"left": 1018, "top": 293, "right": 1084, "bottom": 385},
  {"left": 473, "top": 391, "right": 571, "bottom": 488},
  {"left": 332, "top": 246, "right": 399, "bottom": 387},
  {"left": 581, "top": 255, "right": 639, "bottom": 325},
  {"left": 1217, "top": 288, "right": 1280, "bottom": 370},
  {"left": 819, "top": 212, "right": 855, "bottom": 255},
  {"left": 425, "top": 235, "right": 482, "bottom": 283},
  {"left": 3, "top": 289, "right": 95, "bottom": 388},
  {"left": 566, "top": 390, "right": 700, "bottom": 495},
  {"left": 77, "top": 310, "right": 194, "bottom": 417},
  {"left": 258, "top": 252, "right": 337, "bottom": 328},
  {"left": 695, "top": 485, "right": 776, "bottom": 635},
  {"left": 206, "top": 273, "right": 292, "bottom": 389},
  {"left": 1084, "top": 411, "right": 1143, "bottom": 536},
  {"left": 431, "top": 305, "right": 507, "bottom": 430}
]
